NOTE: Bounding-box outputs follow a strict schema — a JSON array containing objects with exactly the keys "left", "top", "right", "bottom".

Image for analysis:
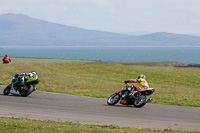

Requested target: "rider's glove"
[
  {"left": 124, "top": 80, "right": 128, "bottom": 84},
  {"left": 15, "top": 74, "right": 19, "bottom": 78},
  {"left": 25, "top": 73, "right": 29, "bottom": 76}
]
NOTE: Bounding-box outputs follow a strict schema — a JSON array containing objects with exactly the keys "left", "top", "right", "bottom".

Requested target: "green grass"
[
  {"left": 0, "top": 58, "right": 199, "bottom": 132},
  {"left": 0, "top": 57, "right": 200, "bottom": 107},
  {"left": 0, "top": 117, "right": 198, "bottom": 133}
]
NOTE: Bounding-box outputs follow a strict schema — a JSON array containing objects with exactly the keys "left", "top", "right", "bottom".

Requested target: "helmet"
[
  {"left": 31, "top": 71, "right": 36, "bottom": 75},
  {"left": 138, "top": 74, "right": 146, "bottom": 79}
]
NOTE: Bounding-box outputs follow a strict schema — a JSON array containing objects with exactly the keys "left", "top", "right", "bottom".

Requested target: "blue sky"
[{"left": 0, "top": 0, "right": 200, "bottom": 35}]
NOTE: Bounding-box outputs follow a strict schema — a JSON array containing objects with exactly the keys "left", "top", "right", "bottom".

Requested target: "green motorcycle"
[{"left": 3, "top": 73, "right": 40, "bottom": 97}]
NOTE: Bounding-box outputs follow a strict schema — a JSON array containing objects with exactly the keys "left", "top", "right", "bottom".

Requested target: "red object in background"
[{"left": 3, "top": 56, "right": 11, "bottom": 63}]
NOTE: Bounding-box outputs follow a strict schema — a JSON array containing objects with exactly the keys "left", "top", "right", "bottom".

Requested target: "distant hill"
[{"left": 0, "top": 13, "right": 200, "bottom": 47}]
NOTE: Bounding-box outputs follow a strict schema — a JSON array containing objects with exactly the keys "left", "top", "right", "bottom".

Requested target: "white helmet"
[{"left": 31, "top": 71, "right": 36, "bottom": 75}]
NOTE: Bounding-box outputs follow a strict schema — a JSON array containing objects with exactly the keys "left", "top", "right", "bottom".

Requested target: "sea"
[{"left": 0, "top": 47, "right": 200, "bottom": 64}]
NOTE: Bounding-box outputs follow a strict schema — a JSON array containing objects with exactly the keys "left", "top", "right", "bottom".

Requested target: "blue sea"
[{"left": 0, "top": 47, "right": 200, "bottom": 64}]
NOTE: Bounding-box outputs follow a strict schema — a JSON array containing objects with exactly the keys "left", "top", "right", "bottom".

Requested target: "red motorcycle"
[{"left": 107, "top": 83, "right": 155, "bottom": 108}]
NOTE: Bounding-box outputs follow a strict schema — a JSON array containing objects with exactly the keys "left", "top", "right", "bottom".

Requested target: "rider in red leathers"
[{"left": 2, "top": 55, "right": 11, "bottom": 64}]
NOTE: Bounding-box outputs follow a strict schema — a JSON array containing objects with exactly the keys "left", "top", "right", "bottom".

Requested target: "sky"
[{"left": 0, "top": 0, "right": 200, "bottom": 35}]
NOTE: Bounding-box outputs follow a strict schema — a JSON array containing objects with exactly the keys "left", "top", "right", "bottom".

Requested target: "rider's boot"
[{"left": 147, "top": 98, "right": 153, "bottom": 102}]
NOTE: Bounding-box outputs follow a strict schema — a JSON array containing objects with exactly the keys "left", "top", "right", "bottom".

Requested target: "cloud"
[
  {"left": 108, "top": 7, "right": 117, "bottom": 14},
  {"left": 92, "top": 0, "right": 110, "bottom": 6},
  {"left": 92, "top": 0, "right": 117, "bottom": 14},
  {"left": 71, "top": 0, "right": 117, "bottom": 14}
]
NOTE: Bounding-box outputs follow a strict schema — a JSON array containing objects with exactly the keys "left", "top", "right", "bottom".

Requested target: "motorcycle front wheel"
[
  {"left": 107, "top": 93, "right": 120, "bottom": 105},
  {"left": 3, "top": 84, "right": 11, "bottom": 95},
  {"left": 134, "top": 95, "right": 148, "bottom": 108}
]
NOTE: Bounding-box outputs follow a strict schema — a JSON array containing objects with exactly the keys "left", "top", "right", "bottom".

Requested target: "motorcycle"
[
  {"left": 3, "top": 74, "right": 40, "bottom": 97},
  {"left": 107, "top": 83, "right": 155, "bottom": 108},
  {"left": 3, "top": 59, "right": 11, "bottom": 64}
]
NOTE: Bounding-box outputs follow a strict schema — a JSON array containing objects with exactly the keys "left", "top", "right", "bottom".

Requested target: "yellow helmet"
[{"left": 138, "top": 75, "right": 146, "bottom": 79}]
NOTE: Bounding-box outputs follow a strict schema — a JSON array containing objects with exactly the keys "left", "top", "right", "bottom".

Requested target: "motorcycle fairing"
[
  {"left": 139, "top": 88, "right": 155, "bottom": 96},
  {"left": 120, "top": 99, "right": 130, "bottom": 105},
  {"left": 25, "top": 78, "right": 40, "bottom": 85},
  {"left": 10, "top": 85, "right": 20, "bottom": 95},
  {"left": 11, "top": 78, "right": 18, "bottom": 84}
]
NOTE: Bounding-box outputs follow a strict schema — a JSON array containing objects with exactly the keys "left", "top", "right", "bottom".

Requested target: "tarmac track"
[{"left": 0, "top": 86, "right": 200, "bottom": 131}]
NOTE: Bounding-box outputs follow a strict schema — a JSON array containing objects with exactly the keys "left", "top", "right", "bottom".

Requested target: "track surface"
[{"left": 0, "top": 86, "right": 200, "bottom": 131}]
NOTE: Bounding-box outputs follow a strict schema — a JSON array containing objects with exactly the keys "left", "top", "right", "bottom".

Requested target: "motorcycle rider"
[
  {"left": 14, "top": 71, "right": 38, "bottom": 88},
  {"left": 124, "top": 74, "right": 149, "bottom": 94},
  {"left": 2, "top": 55, "right": 11, "bottom": 64}
]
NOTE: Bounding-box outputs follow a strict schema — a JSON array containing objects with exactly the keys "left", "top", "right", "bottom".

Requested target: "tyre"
[
  {"left": 3, "top": 84, "right": 11, "bottom": 95},
  {"left": 20, "top": 85, "right": 34, "bottom": 97},
  {"left": 134, "top": 95, "right": 148, "bottom": 108},
  {"left": 107, "top": 93, "right": 120, "bottom": 105}
]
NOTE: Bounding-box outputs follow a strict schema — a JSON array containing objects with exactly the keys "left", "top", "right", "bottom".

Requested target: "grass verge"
[
  {"left": 0, "top": 57, "right": 200, "bottom": 107},
  {"left": 0, "top": 117, "right": 198, "bottom": 133}
]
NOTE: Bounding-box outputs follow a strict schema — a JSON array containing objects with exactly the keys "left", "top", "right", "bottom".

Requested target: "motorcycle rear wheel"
[
  {"left": 134, "top": 95, "right": 148, "bottom": 108},
  {"left": 20, "top": 85, "right": 34, "bottom": 97},
  {"left": 107, "top": 93, "right": 120, "bottom": 105}
]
